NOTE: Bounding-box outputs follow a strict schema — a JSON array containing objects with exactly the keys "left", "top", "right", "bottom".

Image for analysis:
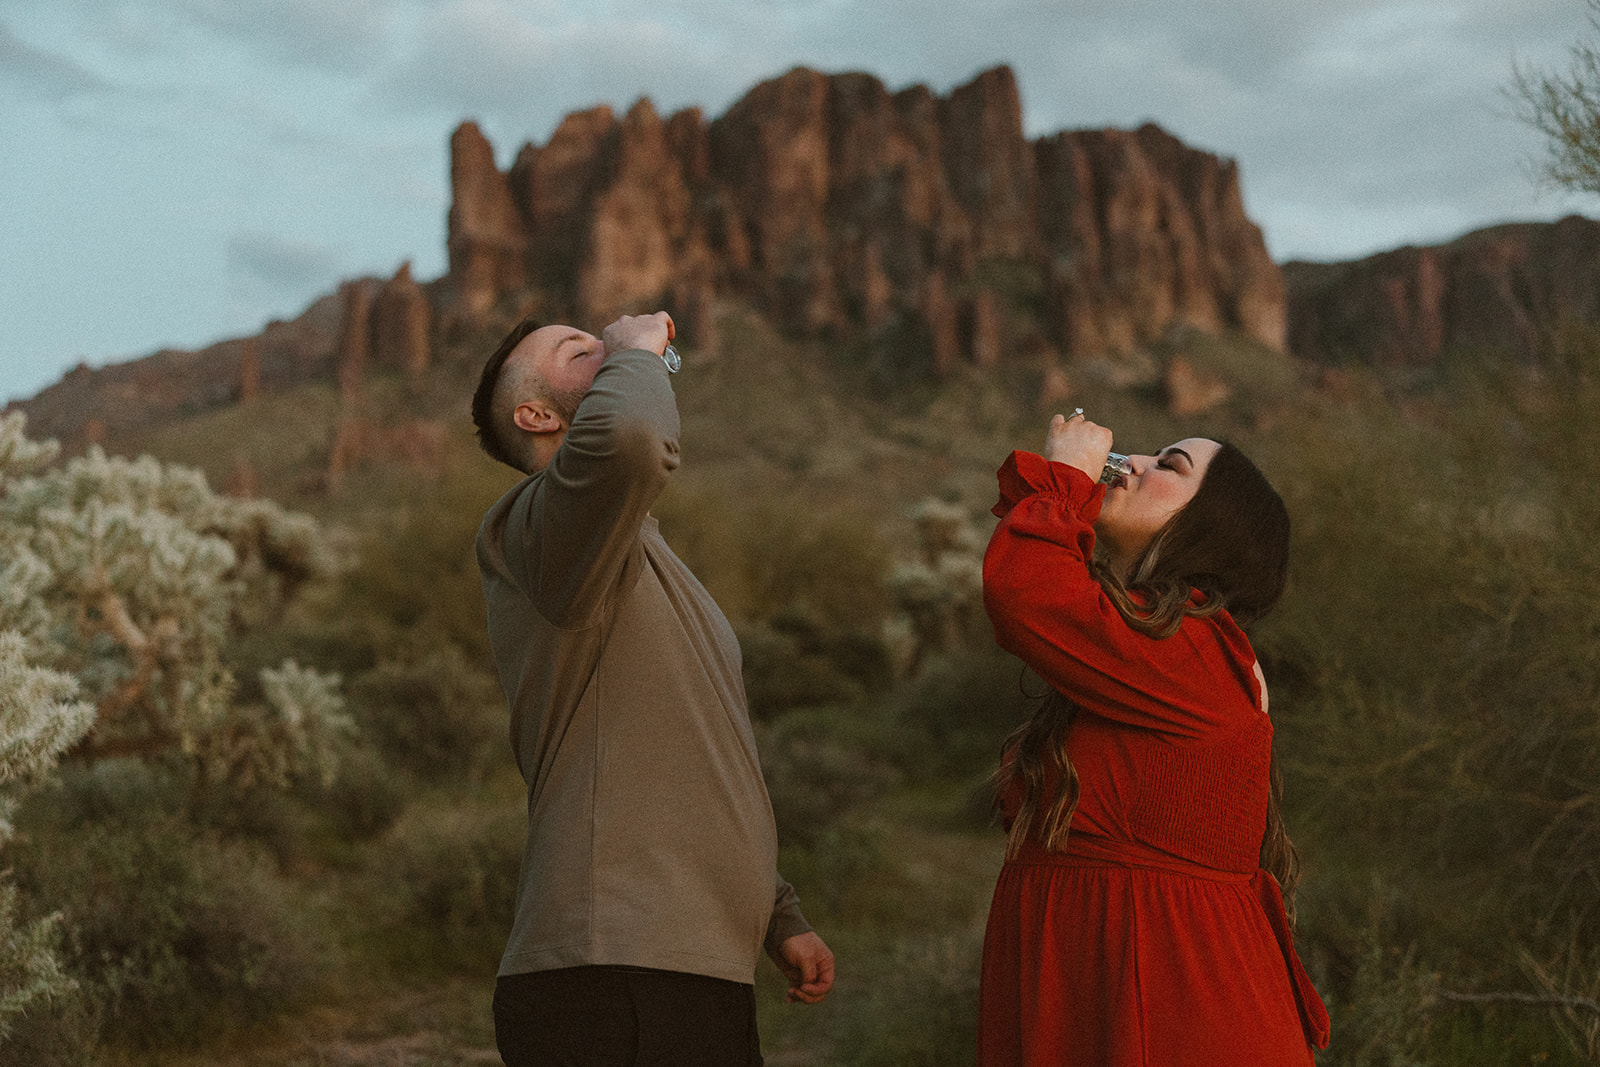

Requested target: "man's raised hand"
[{"left": 602, "top": 311, "right": 675, "bottom": 357}]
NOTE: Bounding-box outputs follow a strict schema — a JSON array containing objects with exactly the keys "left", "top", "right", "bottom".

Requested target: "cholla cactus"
[
  {"left": 0, "top": 630, "right": 94, "bottom": 1037},
  {"left": 0, "top": 412, "right": 350, "bottom": 799},
  {"left": 0, "top": 632, "right": 94, "bottom": 839},
  {"left": 886, "top": 498, "right": 989, "bottom": 673},
  {"left": 195, "top": 660, "right": 351, "bottom": 794}
]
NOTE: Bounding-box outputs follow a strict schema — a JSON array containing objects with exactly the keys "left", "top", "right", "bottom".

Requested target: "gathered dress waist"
[{"left": 1006, "top": 833, "right": 1253, "bottom": 881}]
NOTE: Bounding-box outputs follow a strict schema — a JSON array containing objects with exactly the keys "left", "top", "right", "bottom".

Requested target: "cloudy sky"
[{"left": 3, "top": 0, "right": 1597, "bottom": 404}]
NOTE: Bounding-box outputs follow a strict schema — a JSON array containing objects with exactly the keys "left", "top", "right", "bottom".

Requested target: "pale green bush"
[{"left": 0, "top": 412, "right": 351, "bottom": 800}]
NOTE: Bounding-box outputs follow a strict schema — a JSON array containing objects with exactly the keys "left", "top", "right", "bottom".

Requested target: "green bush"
[
  {"left": 1243, "top": 367, "right": 1600, "bottom": 1060},
  {"left": 329, "top": 470, "right": 507, "bottom": 665},
  {"left": 886, "top": 648, "right": 1035, "bottom": 778},
  {"left": 297, "top": 743, "right": 410, "bottom": 844},
  {"left": 759, "top": 706, "right": 902, "bottom": 846},
  {"left": 11, "top": 773, "right": 328, "bottom": 1053},
  {"left": 777, "top": 823, "right": 909, "bottom": 929},
  {"left": 827, "top": 926, "right": 984, "bottom": 1067},
  {"left": 738, "top": 620, "right": 876, "bottom": 720},
  {"left": 368, "top": 802, "right": 524, "bottom": 973},
  {"left": 655, "top": 483, "right": 893, "bottom": 628},
  {"left": 346, "top": 645, "right": 505, "bottom": 785}
]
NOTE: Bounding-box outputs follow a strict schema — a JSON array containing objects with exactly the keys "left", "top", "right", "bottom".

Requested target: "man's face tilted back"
[
  {"left": 524, "top": 326, "right": 607, "bottom": 411},
  {"left": 502, "top": 324, "right": 607, "bottom": 471}
]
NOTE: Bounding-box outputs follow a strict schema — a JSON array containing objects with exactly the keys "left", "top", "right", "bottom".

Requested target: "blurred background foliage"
[{"left": 2, "top": 313, "right": 1599, "bottom": 1065}]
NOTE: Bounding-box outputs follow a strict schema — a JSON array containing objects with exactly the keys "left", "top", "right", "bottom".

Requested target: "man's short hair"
[{"left": 472, "top": 316, "right": 542, "bottom": 472}]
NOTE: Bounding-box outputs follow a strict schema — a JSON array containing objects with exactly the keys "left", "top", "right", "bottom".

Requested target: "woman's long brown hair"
[{"left": 995, "top": 442, "right": 1303, "bottom": 921}]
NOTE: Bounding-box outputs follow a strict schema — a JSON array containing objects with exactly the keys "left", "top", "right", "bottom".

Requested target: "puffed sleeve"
[{"left": 983, "top": 450, "right": 1261, "bottom": 739}]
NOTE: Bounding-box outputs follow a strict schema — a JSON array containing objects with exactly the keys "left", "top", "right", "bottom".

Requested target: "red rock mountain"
[
  {"left": 447, "top": 65, "right": 1286, "bottom": 370},
  {"left": 1285, "top": 215, "right": 1600, "bottom": 367},
  {"left": 10, "top": 64, "right": 1310, "bottom": 455}
]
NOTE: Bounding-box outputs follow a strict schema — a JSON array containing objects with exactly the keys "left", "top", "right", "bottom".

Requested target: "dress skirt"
[{"left": 977, "top": 847, "right": 1318, "bottom": 1067}]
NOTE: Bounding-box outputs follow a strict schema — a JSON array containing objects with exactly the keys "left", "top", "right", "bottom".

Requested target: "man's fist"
[{"left": 602, "top": 312, "right": 675, "bottom": 357}]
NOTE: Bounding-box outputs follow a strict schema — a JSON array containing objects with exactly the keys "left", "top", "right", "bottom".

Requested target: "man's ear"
[{"left": 513, "top": 400, "right": 565, "bottom": 435}]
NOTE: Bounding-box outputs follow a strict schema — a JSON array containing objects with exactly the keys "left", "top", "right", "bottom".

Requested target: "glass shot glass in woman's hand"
[{"left": 1101, "top": 452, "right": 1132, "bottom": 484}]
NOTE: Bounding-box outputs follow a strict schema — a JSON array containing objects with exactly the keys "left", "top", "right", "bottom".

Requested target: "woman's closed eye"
[{"left": 1156, "top": 447, "right": 1193, "bottom": 474}]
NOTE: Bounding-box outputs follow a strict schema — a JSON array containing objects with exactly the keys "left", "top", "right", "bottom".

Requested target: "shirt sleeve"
[
  {"left": 982, "top": 450, "right": 1261, "bottom": 739},
  {"left": 499, "top": 349, "right": 681, "bottom": 628},
  {"left": 763, "top": 873, "right": 813, "bottom": 955}
]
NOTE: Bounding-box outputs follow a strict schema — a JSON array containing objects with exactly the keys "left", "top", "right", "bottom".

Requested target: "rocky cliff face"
[
  {"left": 1285, "top": 215, "right": 1600, "bottom": 366},
  {"left": 13, "top": 263, "right": 435, "bottom": 452},
  {"left": 13, "top": 293, "right": 342, "bottom": 451},
  {"left": 11, "top": 64, "right": 1287, "bottom": 454},
  {"left": 448, "top": 65, "right": 1285, "bottom": 371}
]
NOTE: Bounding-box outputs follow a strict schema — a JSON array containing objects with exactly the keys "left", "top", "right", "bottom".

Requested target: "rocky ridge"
[
  {"left": 1285, "top": 215, "right": 1600, "bottom": 367},
  {"left": 448, "top": 65, "right": 1285, "bottom": 370},
  {"left": 17, "top": 64, "right": 1593, "bottom": 464},
  {"left": 12, "top": 64, "right": 1286, "bottom": 455}
]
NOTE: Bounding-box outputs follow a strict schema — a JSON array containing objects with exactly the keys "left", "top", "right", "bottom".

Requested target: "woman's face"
[{"left": 1096, "top": 437, "right": 1220, "bottom": 575}]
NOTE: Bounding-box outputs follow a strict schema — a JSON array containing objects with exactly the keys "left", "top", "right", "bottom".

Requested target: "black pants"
[{"left": 493, "top": 966, "right": 764, "bottom": 1067}]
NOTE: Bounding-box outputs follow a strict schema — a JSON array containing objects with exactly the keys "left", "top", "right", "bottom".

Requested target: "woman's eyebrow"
[{"left": 1159, "top": 447, "right": 1193, "bottom": 467}]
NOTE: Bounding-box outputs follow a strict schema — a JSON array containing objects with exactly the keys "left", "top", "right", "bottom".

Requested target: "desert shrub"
[
  {"left": 330, "top": 471, "right": 507, "bottom": 665},
  {"left": 758, "top": 706, "right": 902, "bottom": 846},
  {"left": 295, "top": 743, "right": 409, "bottom": 844},
  {"left": 0, "top": 625, "right": 95, "bottom": 1044},
  {"left": 739, "top": 608, "right": 893, "bottom": 720},
  {"left": 11, "top": 770, "right": 328, "bottom": 1052},
  {"left": 655, "top": 483, "right": 893, "bottom": 629},
  {"left": 739, "top": 622, "right": 868, "bottom": 718},
  {"left": 346, "top": 644, "right": 505, "bottom": 785},
  {"left": 371, "top": 802, "right": 524, "bottom": 972},
  {"left": 1241, "top": 368, "right": 1600, "bottom": 1059},
  {"left": 181, "top": 742, "right": 408, "bottom": 870},
  {"left": 885, "top": 496, "right": 989, "bottom": 674},
  {"left": 827, "top": 926, "right": 984, "bottom": 1067},
  {"left": 776, "top": 823, "right": 907, "bottom": 929},
  {"left": 886, "top": 648, "right": 1035, "bottom": 779},
  {"left": 0, "top": 417, "right": 350, "bottom": 802}
]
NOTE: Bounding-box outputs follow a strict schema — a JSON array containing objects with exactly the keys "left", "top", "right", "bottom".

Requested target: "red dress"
[{"left": 978, "top": 451, "right": 1330, "bottom": 1067}]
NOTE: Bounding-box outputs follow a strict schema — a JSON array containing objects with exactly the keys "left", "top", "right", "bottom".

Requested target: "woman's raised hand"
[{"left": 1044, "top": 410, "right": 1113, "bottom": 481}]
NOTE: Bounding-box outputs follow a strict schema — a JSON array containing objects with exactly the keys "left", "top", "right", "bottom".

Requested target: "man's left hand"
[{"left": 769, "top": 931, "right": 835, "bottom": 1004}]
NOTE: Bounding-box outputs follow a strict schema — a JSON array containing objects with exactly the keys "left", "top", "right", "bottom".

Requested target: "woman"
[{"left": 977, "top": 411, "right": 1330, "bottom": 1066}]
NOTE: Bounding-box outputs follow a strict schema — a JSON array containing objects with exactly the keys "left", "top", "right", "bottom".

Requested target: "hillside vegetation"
[{"left": 3, "top": 306, "right": 1598, "bottom": 1065}]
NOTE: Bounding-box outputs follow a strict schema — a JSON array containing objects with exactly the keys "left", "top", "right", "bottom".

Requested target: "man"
[{"left": 471, "top": 310, "right": 834, "bottom": 1066}]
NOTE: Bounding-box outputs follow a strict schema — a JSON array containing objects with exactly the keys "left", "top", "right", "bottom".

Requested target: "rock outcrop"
[
  {"left": 336, "top": 280, "right": 373, "bottom": 402},
  {"left": 12, "top": 64, "right": 1291, "bottom": 456},
  {"left": 448, "top": 122, "right": 528, "bottom": 320},
  {"left": 371, "top": 263, "right": 433, "bottom": 380},
  {"left": 446, "top": 65, "right": 1286, "bottom": 372},
  {"left": 1285, "top": 216, "right": 1600, "bottom": 366},
  {"left": 11, "top": 292, "right": 347, "bottom": 451}
]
